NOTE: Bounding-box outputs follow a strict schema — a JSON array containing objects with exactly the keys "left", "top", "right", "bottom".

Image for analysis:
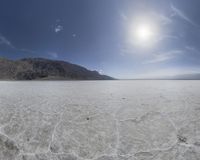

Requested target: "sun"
[
  {"left": 135, "top": 24, "right": 154, "bottom": 42},
  {"left": 128, "top": 19, "right": 159, "bottom": 47}
]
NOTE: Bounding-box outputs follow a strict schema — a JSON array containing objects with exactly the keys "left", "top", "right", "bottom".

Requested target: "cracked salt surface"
[{"left": 0, "top": 80, "right": 200, "bottom": 160}]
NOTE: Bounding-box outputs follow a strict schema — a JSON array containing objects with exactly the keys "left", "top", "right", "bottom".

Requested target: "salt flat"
[{"left": 0, "top": 80, "right": 200, "bottom": 160}]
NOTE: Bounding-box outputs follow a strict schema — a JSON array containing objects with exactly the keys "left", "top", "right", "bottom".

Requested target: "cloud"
[
  {"left": 155, "top": 34, "right": 179, "bottom": 43},
  {"left": 119, "top": 11, "right": 128, "bottom": 21},
  {"left": 185, "top": 46, "right": 200, "bottom": 53},
  {"left": 143, "top": 50, "right": 183, "bottom": 64},
  {"left": 120, "top": 10, "right": 172, "bottom": 26},
  {"left": 56, "top": 19, "right": 61, "bottom": 23},
  {"left": 48, "top": 52, "right": 58, "bottom": 58},
  {"left": 72, "top": 33, "right": 76, "bottom": 38},
  {"left": 119, "top": 45, "right": 137, "bottom": 56},
  {"left": 171, "top": 4, "right": 200, "bottom": 27},
  {"left": 158, "top": 14, "right": 172, "bottom": 25},
  {"left": 55, "top": 25, "right": 63, "bottom": 33},
  {"left": 20, "top": 48, "right": 38, "bottom": 54},
  {"left": 0, "top": 34, "right": 41, "bottom": 55},
  {"left": 0, "top": 35, "right": 36, "bottom": 54},
  {"left": 0, "top": 33, "right": 60, "bottom": 58},
  {"left": 99, "top": 69, "right": 103, "bottom": 74},
  {"left": 185, "top": 46, "right": 200, "bottom": 60},
  {"left": 161, "top": 35, "right": 178, "bottom": 40},
  {"left": 0, "top": 35, "right": 15, "bottom": 49}
]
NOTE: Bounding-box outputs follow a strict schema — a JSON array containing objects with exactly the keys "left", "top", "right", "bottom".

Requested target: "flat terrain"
[{"left": 0, "top": 80, "right": 200, "bottom": 160}]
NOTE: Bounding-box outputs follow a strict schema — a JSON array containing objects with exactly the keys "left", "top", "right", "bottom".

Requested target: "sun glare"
[
  {"left": 129, "top": 19, "right": 159, "bottom": 47},
  {"left": 135, "top": 24, "right": 154, "bottom": 41}
]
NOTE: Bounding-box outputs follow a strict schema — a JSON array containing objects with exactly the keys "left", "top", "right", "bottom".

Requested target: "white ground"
[{"left": 0, "top": 80, "right": 200, "bottom": 160}]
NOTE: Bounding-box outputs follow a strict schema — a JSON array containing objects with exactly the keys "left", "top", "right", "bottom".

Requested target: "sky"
[{"left": 0, "top": 0, "right": 200, "bottom": 79}]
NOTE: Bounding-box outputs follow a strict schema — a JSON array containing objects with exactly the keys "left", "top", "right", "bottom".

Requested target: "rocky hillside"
[{"left": 0, "top": 58, "right": 114, "bottom": 80}]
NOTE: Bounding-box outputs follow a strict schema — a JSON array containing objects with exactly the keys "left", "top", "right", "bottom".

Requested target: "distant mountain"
[
  {"left": 170, "top": 73, "right": 200, "bottom": 80},
  {"left": 142, "top": 73, "right": 200, "bottom": 80},
  {"left": 0, "top": 57, "right": 114, "bottom": 80},
  {"left": 130, "top": 73, "right": 200, "bottom": 80}
]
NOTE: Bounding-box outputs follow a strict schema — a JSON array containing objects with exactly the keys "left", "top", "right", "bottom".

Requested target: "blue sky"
[{"left": 0, "top": 0, "right": 200, "bottom": 78}]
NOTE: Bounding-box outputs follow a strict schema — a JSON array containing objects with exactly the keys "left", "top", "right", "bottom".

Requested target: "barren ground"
[{"left": 0, "top": 80, "right": 200, "bottom": 160}]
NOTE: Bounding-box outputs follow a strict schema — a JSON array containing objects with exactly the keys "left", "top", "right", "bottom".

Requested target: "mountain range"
[
  {"left": 170, "top": 73, "right": 200, "bottom": 80},
  {"left": 0, "top": 57, "right": 114, "bottom": 80}
]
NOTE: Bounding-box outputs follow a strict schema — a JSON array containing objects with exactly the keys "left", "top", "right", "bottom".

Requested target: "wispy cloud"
[
  {"left": 120, "top": 10, "right": 172, "bottom": 25},
  {"left": 0, "top": 34, "right": 39, "bottom": 56},
  {"left": 160, "top": 15, "right": 172, "bottom": 24},
  {"left": 99, "top": 69, "right": 103, "bottom": 74},
  {"left": 55, "top": 25, "right": 63, "bottom": 33},
  {"left": 119, "top": 11, "right": 128, "bottom": 21},
  {"left": 0, "top": 33, "right": 60, "bottom": 59},
  {"left": 185, "top": 46, "right": 200, "bottom": 53},
  {"left": 72, "top": 33, "right": 76, "bottom": 38},
  {"left": 119, "top": 44, "right": 137, "bottom": 56},
  {"left": 143, "top": 50, "right": 183, "bottom": 64},
  {"left": 185, "top": 46, "right": 200, "bottom": 61},
  {"left": 0, "top": 34, "right": 40, "bottom": 55},
  {"left": 20, "top": 48, "right": 40, "bottom": 55},
  {"left": 171, "top": 4, "right": 200, "bottom": 27},
  {"left": 161, "top": 35, "right": 178, "bottom": 40},
  {"left": 48, "top": 52, "right": 58, "bottom": 58},
  {"left": 0, "top": 35, "right": 15, "bottom": 49},
  {"left": 156, "top": 34, "right": 179, "bottom": 43}
]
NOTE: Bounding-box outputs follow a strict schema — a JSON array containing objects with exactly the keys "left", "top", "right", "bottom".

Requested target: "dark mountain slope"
[{"left": 0, "top": 58, "right": 114, "bottom": 80}]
